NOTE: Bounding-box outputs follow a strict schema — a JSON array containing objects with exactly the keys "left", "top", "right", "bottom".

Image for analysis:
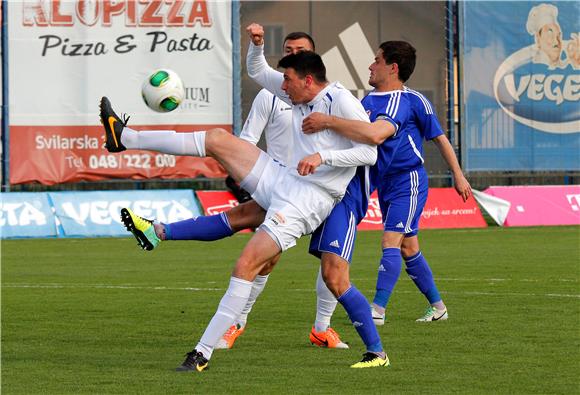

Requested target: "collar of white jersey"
[{"left": 306, "top": 81, "right": 344, "bottom": 106}]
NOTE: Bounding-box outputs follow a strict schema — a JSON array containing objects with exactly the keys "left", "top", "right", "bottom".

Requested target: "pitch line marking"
[{"left": 3, "top": 283, "right": 579, "bottom": 299}]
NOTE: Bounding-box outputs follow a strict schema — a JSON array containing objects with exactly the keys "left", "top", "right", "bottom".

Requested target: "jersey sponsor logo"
[
  {"left": 329, "top": 240, "right": 340, "bottom": 248},
  {"left": 493, "top": 3, "right": 579, "bottom": 134}
]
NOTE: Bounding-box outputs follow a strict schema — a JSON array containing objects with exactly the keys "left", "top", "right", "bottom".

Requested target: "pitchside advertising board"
[
  {"left": 197, "top": 188, "right": 487, "bottom": 232},
  {"left": 461, "top": 1, "right": 579, "bottom": 171},
  {"left": 8, "top": 0, "right": 232, "bottom": 185},
  {"left": 0, "top": 189, "right": 200, "bottom": 238}
]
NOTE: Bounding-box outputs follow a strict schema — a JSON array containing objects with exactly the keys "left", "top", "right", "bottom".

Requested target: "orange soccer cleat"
[
  {"left": 215, "top": 324, "right": 245, "bottom": 349},
  {"left": 309, "top": 327, "right": 349, "bottom": 349}
]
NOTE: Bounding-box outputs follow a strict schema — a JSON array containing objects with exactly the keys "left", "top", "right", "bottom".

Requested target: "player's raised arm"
[
  {"left": 303, "top": 112, "right": 395, "bottom": 145},
  {"left": 246, "top": 23, "right": 288, "bottom": 102}
]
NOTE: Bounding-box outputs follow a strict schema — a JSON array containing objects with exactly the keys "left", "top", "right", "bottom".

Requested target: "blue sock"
[
  {"left": 404, "top": 251, "right": 442, "bottom": 304},
  {"left": 165, "top": 212, "right": 233, "bottom": 241},
  {"left": 337, "top": 285, "right": 382, "bottom": 353},
  {"left": 372, "top": 247, "right": 402, "bottom": 309}
]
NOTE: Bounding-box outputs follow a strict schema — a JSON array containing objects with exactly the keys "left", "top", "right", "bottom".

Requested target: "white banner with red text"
[{"left": 8, "top": 0, "right": 231, "bottom": 185}]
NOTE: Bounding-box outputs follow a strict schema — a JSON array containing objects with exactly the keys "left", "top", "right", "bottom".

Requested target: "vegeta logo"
[{"left": 493, "top": 3, "right": 580, "bottom": 134}]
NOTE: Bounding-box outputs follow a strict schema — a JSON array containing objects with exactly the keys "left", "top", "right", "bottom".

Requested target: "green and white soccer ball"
[{"left": 141, "top": 69, "right": 185, "bottom": 113}]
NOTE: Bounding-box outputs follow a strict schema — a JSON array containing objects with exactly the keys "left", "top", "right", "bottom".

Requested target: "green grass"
[{"left": 2, "top": 227, "right": 579, "bottom": 394}]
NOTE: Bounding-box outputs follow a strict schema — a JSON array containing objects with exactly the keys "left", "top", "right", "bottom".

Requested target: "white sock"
[
  {"left": 121, "top": 127, "right": 206, "bottom": 156},
  {"left": 314, "top": 268, "right": 338, "bottom": 333},
  {"left": 237, "top": 274, "right": 269, "bottom": 328},
  {"left": 195, "top": 276, "right": 252, "bottom": 359}
]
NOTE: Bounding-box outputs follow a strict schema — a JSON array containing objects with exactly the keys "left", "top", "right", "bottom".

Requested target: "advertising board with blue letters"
[
  {"left": 460, "top": 1, "right": 579, "bottom": 171},
  {"left": 1, "top": 190, "right": 201, "bottom": 239},
  {"left": 0, "top": 193, "right": 58, "bottom": 238}
]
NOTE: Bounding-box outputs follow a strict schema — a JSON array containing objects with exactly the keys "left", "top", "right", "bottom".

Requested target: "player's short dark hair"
[
  {"left": 284, "top": 31, "right": 315, "bottom": 51},
  {"left": 379, "top": 41, "right": 416, "bottom": 82},
  {"left": 277, "top": 51, "right": 327, "bottom": 83}
]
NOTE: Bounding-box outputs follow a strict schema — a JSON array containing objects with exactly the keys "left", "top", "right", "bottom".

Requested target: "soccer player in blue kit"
[{"left": 303, "top": 40, "right": 472, "bottom": 325}]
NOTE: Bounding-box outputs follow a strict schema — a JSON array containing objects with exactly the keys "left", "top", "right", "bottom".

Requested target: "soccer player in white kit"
[
  {"left": 99, "top": 24, "right": 386, "bottom": 370},
  {"left": 134, "top": 32, "right": 348, "bottom": 350}
]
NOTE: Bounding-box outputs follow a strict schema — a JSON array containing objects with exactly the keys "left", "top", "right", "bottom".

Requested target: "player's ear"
[{"left": 304, "top": 74, "right": 314, "bottom": 87}]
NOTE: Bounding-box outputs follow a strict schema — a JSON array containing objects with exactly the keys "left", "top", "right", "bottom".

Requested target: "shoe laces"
[
  {"left": 223, "top": 325, "right": 238, "bottom": 338},
  {"left": 326, "top": 328, "right": 341, "bottom": 343},
  {"left": 133, "top": 213, "right": 153, "bottom": 229},
  {"left": 420, "top": 306, "right": 436, "bottom": 319},
  {"left": 359, "top": 352, "right": 379, "bottom": 363},
  {"left": 121, "top": 113, "right": 131, "bottom": 126},
  {"left": 182, "top": 350, "right": 206, "bottom": 367}
]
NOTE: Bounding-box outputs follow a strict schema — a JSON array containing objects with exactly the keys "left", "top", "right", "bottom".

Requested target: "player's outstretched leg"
[
  {"left": 175, "top": 349, "right": 209, "bottom": 372},
  {"left": 120, "top": 208, "right": 161, "bottom": 251}
]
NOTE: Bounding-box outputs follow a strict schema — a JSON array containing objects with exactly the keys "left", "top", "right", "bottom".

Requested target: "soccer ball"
[{"left": 141, "top": 69, "right": 185, "bottom": 112}]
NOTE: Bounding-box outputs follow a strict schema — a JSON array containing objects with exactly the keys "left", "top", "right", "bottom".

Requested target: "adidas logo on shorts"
[
  {"left": 330, "top": 240, "right": 340, "bottom": 248},
  {"left": 395, "top": 222, "right": 404, "bottom": 228}
]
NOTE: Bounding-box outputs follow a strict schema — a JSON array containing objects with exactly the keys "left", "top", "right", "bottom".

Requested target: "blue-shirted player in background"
[{"left": 303, "top": 40, "right": 472, "bottom": 324}]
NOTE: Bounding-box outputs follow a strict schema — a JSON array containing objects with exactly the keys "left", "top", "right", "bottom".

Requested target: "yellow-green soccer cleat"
[
  {"left": 120, "top": 208, "right": 160, "bottom": 251},
  {"left": 350, "top": 352, "right": 390, "bottom": 369}
]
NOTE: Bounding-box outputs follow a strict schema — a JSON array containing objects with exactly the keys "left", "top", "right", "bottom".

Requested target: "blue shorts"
[
  {"left": 378, "top": 167, "right": 428, "bottom": 237},
  {"left": 308, "top": 196, "right": 363, "bottom": 264}
]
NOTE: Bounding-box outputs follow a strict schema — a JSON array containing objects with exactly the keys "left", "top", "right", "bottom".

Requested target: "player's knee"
[
  {"left": 401, "top": 244, "right": 419, "bottom": 258},
  {"left": 321, "top": 256, "right": 350, "bottom": 296},
  {"left": 230, "top": 201, "right": 265, "bottom": 229},
  {"left": 205, "top": 128, "right": 231, "bottom": 155},
  {"left": 233, "top": 255, "right": 262, "bottom": 281},
  {"left": 260, "top": 255, "right": 279, "bottom": 275}
]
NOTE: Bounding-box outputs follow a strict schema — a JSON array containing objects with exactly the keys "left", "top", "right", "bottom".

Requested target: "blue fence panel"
[
  {"left": 49, "top": 190, "right": 201, "bottom": 238},
  {"left": 0, "top": 192, "right": 57, "bottom": 238},
  {"left": 461, "top": 1, "right": 580, "bottom": 171}
]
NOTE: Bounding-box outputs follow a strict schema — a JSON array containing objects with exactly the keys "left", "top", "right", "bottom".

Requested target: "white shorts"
[{"left": 241, "top": 152, "right": 335, "bottom": 251}]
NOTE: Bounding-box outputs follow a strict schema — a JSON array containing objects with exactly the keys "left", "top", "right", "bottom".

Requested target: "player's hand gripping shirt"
[
  {"left": 247, "top": 43, "right": 377, "bottom": 200},
  {"left": 239, "top": 88, "right": 293, "bottom": 165}
]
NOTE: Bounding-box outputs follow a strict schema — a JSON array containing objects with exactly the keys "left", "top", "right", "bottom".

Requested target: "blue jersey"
[
  {"left": 309, "top": 87, "right": 443, "bottom": 259},
  {"left": 363, "top": 89, "right": 444, "bottom": 189}
]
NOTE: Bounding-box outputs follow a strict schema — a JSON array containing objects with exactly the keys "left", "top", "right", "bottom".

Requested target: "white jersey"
[
  {"left": 239, "top": 88, "right": 293, "bottom": 165},
  {"left": 246, "top": 43, "right": 377, "bottom": 199}
]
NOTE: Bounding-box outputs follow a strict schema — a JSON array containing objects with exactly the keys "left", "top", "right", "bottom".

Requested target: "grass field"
[{"left": 2, "top": 226, "right": 579, "bottom": 394}]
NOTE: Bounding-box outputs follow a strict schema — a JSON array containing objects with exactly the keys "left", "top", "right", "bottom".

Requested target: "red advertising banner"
[
  {"left": 418, "top": 188, "right": 487, "bottom": 229},
  {"left": 10, "top": 125, "right": 228, "bottom": 185},
  {"left": 358, "top": 188, "right": 487, "bottom": 230},
  {"left": 196, "top": 188, "right": 487, "bottom": 233},
  {"left": 195, "top": 191, "right": 251, "bottom": 233},
  {"left": 484, "top": 185, "right": 580, "bottom": 227}
]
